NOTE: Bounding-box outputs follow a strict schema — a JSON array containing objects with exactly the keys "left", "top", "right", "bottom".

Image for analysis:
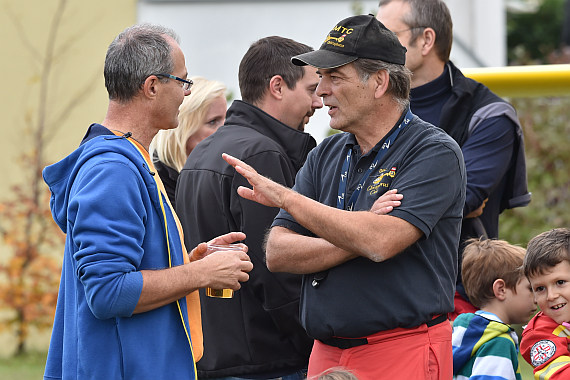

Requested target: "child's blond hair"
[{"left": 462, "top": 238, "right": 526, "bottom": 308}]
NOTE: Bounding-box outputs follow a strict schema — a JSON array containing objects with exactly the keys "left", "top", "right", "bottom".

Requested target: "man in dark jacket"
[
  {"left": 377, "top": 0, "right": 531, "bottom": 317},
  {"left": 176, "top": 36, "right": 322, "bottom": 379}
]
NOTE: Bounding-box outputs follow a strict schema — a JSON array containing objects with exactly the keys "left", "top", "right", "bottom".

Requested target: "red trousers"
[
  {"left": 308, "top": 320, "right": 452, "bottom": 380},
  {"left": 448, "top": 291, "right": 477, "bottom": 321}
]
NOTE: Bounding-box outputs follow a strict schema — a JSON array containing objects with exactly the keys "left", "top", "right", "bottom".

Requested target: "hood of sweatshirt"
[{"left": 42, "top": 123, "right": 157, "bottom": 233}]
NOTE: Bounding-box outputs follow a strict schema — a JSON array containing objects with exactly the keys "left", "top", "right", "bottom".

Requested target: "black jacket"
[
  {"left": 438, "top": 62, "right": 531, "bottom": 300},
  {"left": 176, "top": 100, "right": 316, "bottom": 378},
  {"left": 152, "top": 157, "right": 178, "bottom": 208},
  {"left": 438, "top": 61, "right": 530, "bottom": 245},
  {"left": 441, "top": 61, "right": 531, "bottom": 215}
]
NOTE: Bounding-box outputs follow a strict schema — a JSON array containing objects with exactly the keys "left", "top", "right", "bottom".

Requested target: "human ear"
[
  {"left": 373, "top": 70, "right": 389, "bottom": 99},
  {"left": 492, "top": 279, "right": 507, "bottom": 301},
  {"left": 421, "top": 27, "right": 436, "bottom": 56},
  {"left": 142, "top": 75, "right": 159, "bottom": 99},
  {"left": 268, "top": 75, "right": 284, "bottom": 100}
]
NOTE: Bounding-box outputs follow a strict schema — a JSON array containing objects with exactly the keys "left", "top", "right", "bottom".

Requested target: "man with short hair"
[
  {"left": 42, "top": 24, "right": 253, "bottom": 380},
  {"left": 176, "top": 36, "right": 322, "bottom": 380},
  {"left": 221, "top": 15, "right": 466, "bottom": 380},
  {"left": 377, "top": 0, "right": 531, "bottom": 317}
]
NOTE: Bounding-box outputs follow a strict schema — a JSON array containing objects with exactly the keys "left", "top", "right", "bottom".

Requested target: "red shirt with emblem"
[{"left": 521, "top": 311, "right": 570, "bottom": 379}]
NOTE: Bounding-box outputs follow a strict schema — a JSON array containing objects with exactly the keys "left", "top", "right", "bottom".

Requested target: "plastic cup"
[{"left": 205, "top": 243, "right": 244, "bottom": 298}]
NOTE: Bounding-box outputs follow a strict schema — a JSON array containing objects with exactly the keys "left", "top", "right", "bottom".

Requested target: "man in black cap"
[{"left": 222, "top": 14, "right": 466, "bottom": 379}]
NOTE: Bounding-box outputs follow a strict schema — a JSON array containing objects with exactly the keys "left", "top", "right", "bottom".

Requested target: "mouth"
[
  {"left": 551, "top": 303, "right": 566, "bottom": 310},
  {"left": 326, "top": 105, "right": 337, "bottom": 115}
]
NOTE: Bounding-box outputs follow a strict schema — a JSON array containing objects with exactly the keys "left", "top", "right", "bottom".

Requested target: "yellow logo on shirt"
[{"left": 367, "top": 167, "right": 397, "bottom": 195}]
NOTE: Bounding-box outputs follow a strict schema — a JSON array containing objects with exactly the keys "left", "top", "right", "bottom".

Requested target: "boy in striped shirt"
[{"left": 452, "top": 239, "right": 537, "bottom": 380}]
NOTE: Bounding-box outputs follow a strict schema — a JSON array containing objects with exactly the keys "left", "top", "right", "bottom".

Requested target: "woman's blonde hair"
[{"left": 150, "top": 76, "right": 226, "bottom": 171}]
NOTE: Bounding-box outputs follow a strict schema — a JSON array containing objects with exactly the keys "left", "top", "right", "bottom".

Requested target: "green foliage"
[
  {"left": 0, "top": 151, "right": 63, "bottom": 356},
  {"left": 499, "top": 96, "right": 570, "bottom": 246},
  {"left": 507, "top": 0, "right": 566, "bottom": 64}
]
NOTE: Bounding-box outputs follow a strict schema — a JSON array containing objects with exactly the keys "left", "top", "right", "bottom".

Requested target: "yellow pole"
[{"left": 462, "top": 64, "right": 570, "bottom": 98}]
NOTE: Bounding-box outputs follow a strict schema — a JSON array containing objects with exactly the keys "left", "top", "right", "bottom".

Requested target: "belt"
[
  {"left": 426, "top": 314, "right": 448, "bottom": 327},
  {"left": 319, "top": 314, "right": 449, "bottom": 349},
  {"left": 320, "top": 336, "right": 368, "bottom": 349}
]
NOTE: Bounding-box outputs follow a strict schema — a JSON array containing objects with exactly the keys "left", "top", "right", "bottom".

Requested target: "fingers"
[
  {"left": 208, "top": 231, "right": 247, "bottom": 247},
  {"left": 222, "top": 153, "right": 254, "bottom": 173},
  {"left": 370, "top": 189, "right": 403, "bottom": 215},
  {"left": 202, "top": 250, "right": 253, "bottom": 290},
  {"left": 188, "top": 242, "right": 208, "bottom": 262},
  {"left": 223, "top": 153, "right": 260, "bottom": 186},
  {"left": 236, "top": 186, "right": 255, "bottom": 201}
]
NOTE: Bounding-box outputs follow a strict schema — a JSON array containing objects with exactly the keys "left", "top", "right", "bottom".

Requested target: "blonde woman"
[{"left": 150, "top": 76, "right": 227, "bottom": 206}]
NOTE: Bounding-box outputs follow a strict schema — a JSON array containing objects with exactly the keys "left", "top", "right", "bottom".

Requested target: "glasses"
[
  {"left": 153, "top": 73, "right": 193, "bottom": 91},
  {"left": 393, "top": 26, "right": 428, "bottom": 37}
]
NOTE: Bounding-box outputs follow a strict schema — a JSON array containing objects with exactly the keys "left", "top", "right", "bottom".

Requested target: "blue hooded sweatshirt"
[{"left": 42, "top": 124, "right": 197, "bottom": 380}]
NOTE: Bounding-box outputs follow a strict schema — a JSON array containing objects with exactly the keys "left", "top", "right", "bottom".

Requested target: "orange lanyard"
[{"left": 111, "top": 131, "right": 203, "bottom": 366}]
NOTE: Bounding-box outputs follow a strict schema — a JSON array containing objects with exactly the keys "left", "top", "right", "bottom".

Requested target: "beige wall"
[
  {"left": 0, "top": 0, "right": 137, "bottom": 190},
  {"left": 0, "top": 0, "right": 136, "bottom": 356}
]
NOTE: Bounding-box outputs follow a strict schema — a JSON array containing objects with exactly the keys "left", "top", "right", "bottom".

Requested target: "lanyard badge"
[{"left": 336, "top": 109, "right": 413, "bottom": 211}]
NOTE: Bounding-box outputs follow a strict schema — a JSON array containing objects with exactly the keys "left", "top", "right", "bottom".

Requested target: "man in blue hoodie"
[{"left": 42, "top": 24, "right": 253, "bottom": 380}]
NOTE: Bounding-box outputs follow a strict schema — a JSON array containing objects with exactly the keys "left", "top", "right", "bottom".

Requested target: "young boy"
[
  {"left": 520, "top": 228, "right": 570, "bottom": 379},
  {"left": 452, "top": 239, "right": 537, "bottom": 380}
]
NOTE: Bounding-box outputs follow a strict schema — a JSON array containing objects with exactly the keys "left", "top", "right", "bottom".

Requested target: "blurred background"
[{"left": 0, "top": 0, "right": 568, "bottom": 378}]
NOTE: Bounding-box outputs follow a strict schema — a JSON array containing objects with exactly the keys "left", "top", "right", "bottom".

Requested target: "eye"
[
  {"left": 207, "top": 118, "right": 222, "bottom": 127},
  {"left": 557, "top": 280, "right": 566, "bottom": 286},
  {"left": 534, "top": 286, "right": 545, "bottom": 293}
]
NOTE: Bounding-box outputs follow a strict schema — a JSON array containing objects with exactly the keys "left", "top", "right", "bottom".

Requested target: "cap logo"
[
  {"left": 323, "top": 25, "right": 354, "bottom": 48},
  {"left": 333, "top": 25, "right": 354, "bottom": 35},
  {"left": 325, "top": 34, "right": 347, "bottom": 46}
]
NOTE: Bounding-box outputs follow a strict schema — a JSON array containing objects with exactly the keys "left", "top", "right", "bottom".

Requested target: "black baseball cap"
[{"left": 292, "top": 14, "right": 406, "bottom": 68}]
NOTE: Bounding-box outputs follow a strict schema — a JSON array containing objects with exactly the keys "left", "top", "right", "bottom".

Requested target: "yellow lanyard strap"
[{"left": 112, "top": 131, "right": 203, "bottom": 364}]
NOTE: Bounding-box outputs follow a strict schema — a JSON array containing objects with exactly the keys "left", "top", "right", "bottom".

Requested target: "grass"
[
  {"left": 0, "top": 351, "right": 46, "bottom": 380},
  {"left": 520, "top": 352, "right": 535, "bottom": 379}
]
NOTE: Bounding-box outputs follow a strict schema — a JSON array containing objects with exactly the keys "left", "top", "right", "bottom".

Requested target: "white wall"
[
  {"left": 138, "top": 0, "right": 506, "bottom": 142},
  {"left": 446, "top": 0, "right": 506, "bottom": 68}
]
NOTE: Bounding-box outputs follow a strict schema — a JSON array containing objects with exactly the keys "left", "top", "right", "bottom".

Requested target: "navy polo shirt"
[{"left": 272, "top": 113, "right": 466, "bottom": 340}]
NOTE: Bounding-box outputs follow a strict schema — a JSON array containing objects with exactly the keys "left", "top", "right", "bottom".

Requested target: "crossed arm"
[{"left": 223, "top": 154, "right": 421, "bottom": 274}]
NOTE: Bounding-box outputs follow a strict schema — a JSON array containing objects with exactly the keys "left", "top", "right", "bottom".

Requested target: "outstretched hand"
[{"left": 222, "top": 153, "right": 291, "bottom": 208}]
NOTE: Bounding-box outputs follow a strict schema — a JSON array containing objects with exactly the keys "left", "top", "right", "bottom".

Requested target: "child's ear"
[{"left": 492, "top": 279, "right": 507, "bottom": 301}]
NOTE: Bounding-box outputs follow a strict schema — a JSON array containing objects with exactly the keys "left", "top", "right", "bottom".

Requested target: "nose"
[
  {"left": 184, "top": 88, "right": 192, "bottom": 96},
  {"left": 312, "top": 92, "right": 323, "bottom": 110},
  {"left": 316, "top": 78, "right": 329, "bottom": 98},
  {"left": 546, "top": 288, "right": 558, "bottom": 301}
]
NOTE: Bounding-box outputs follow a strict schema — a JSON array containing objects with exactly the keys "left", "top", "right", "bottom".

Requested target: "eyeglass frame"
[
  {"left": 392, "top": 26, "right": 429, "bottom": 37},
  {"left": 152, "top": 73, "right": 193, "bottom": 91}
]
